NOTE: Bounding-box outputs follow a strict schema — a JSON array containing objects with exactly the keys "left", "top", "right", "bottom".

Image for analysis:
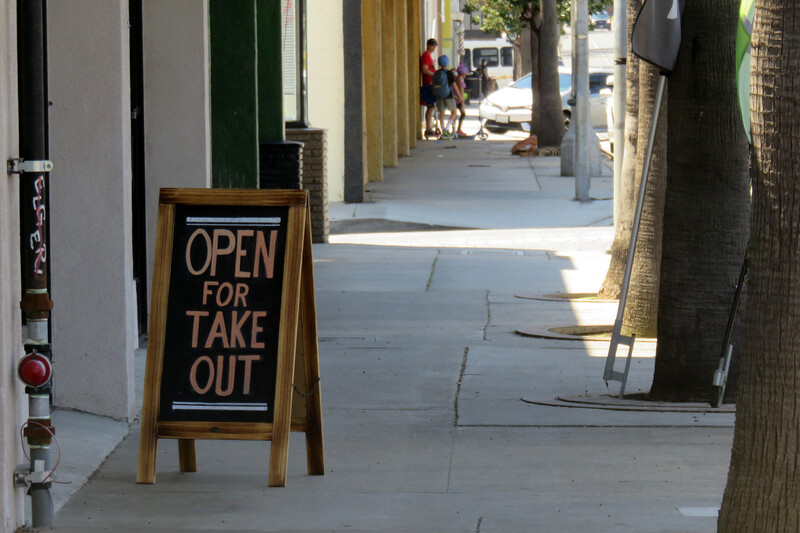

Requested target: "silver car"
[{"left": 479, "top": 70, "right": 612, "bottom": 133}]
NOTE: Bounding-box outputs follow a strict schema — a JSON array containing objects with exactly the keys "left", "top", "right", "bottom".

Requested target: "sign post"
[
  {"left": 603, "top": 0, "right": 684, "bottom": 396},
  {"left": 137, "top": 188, "right": 324, "bottom": 487}
]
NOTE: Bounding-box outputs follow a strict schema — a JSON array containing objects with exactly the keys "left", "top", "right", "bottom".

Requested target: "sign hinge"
[{"left": 7, "top": 158, "right": 53, "bottom": 175}]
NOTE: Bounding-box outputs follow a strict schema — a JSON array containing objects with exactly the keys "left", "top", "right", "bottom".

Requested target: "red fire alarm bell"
[{"left": 17, "top": 352, "right": 52, "bottom": 388}]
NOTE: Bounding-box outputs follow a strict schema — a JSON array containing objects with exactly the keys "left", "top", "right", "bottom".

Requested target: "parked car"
[
  {"left": 590, "top": 11, "right": 611, "bottom": 30},
  {"left": 478, "top": 70, "right": 613, "bottom": 133}
]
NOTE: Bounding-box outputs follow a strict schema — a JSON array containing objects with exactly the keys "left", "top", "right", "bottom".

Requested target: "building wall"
[
  {"left": 142, "top": 0, "right": 212, "bottom": 302},
  {"left": 307, "top": 0, "right": 345, "bottom": 202},
  {"left": 47, "top": 0, "right": 137, "bottom": 421},
  {"left": 0, "top": 1, "right": 25, "bottom": 529}
]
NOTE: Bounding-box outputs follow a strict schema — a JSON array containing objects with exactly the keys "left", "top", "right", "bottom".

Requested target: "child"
[
  {"left": 453, "top": 63, "right": 470, "bottom": 137},
  {"left": 431, "top": 55, "right": 458, "bottom": 139}
]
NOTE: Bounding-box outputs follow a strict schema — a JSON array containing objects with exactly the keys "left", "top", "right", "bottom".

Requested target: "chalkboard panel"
[{"left": 159, "top": 204, "right": 289, "bottom": 423}]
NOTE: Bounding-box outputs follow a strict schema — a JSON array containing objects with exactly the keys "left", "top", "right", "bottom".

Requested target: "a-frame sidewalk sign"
[{"left": 137, "top": 188, "right": 324, "bottom": 487}]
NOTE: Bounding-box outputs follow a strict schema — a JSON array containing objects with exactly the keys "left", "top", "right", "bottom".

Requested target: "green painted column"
[
  {"left": 209, "top": 0, "right": 259, "bottom": 188},
  {"left": 256, "top": 0, "right": 284, "bottom": 142}
]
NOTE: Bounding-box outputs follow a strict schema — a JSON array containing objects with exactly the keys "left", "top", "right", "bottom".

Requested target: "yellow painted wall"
[
  {"left": 362, "top": 0, "right": 383, "bottom": 181},
  {"left": 381, "top": 0, "right": 398, "bottom": 167},
  {"left": 396, "top": 0, "right": 409, "bottom": 157},
  {"left": 307, "top": 0, "right": 346, "bottom": 201}
]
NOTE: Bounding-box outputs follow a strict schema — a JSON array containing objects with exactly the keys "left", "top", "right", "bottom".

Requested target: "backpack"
[{"left": 431, "top": 69, "right": 451, "bottom": 99}]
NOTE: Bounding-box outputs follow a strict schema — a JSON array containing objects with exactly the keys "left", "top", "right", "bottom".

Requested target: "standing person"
[
  {"left": 454, "top": 63, "right": 469, "bottom": 137},
  {"left": 432, "top": 55, "right": 458, "bottom": 139},
  {"left": 479, "top": 58, "right": 490, "bottom": 97},
  {"left": 420, "top": 38, "right": 438, "bottom": 138}
]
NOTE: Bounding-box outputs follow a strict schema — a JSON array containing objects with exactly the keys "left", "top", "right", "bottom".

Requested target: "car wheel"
[
  {"left": 563, "top": 110, "right": 571, "bottom": 128},
  {"left": 486, "top": 126, "right": 509, "bottom": 134}
]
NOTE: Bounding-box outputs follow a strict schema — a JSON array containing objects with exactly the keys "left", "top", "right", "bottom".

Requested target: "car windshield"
[
  {"left": 559, "top": 73, "right": 571, "bottom": 92},
  {"left": 512, "top": 73, "right": 576, "bottom": 92}
]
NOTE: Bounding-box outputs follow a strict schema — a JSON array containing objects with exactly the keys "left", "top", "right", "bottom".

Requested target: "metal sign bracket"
[
  {"left": 7, "top": 158, "right": 53, "bottom": 175},
  {"left": 605, "top": 328, "right": 636, "bottom": 398}
]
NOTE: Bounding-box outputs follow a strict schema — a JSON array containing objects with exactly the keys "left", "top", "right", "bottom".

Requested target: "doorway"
[{"left": 129, "top": 0, "right": 148, "bottom": 336}]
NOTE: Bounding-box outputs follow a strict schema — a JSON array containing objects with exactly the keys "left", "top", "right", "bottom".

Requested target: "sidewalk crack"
[
  {"left": 425, "top": 249, "right": 440, "bottom": 292},
  {"left": 527, "top": 157, "right": 543, "bottom": 190},
  {"left": 482, "top": 290, "right": 491, "bottom": 340},
  {"left": 454, "top": 346, "right": 468, "bottom": 426},
  {"left": 447, "top": 346, "right": 469, "bottom": 493}
]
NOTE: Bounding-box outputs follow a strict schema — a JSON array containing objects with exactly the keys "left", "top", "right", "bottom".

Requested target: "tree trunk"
[
  {"left": 649, "top": 0, "right": 749, "bottom": 403},
  {"left": 596, "top": 0, "right": 641, "bottom": 301},
  {"left": 530, "top": 14, "right": 542, "bottom": 135},
  {"left": 619, "top": 60, "right": 667, "bottom": 338},
  {"left": 719, "top": 2, "right": 800, "bottom": 530},
  {"left": 529, "top": 1, "right": 564, "bottom": 148},
  {"left": 518, "top": 27, "right": 532, "bottom": 80},
  {"left": 536, "top": 0, "right": 564, "bottom": 147}
]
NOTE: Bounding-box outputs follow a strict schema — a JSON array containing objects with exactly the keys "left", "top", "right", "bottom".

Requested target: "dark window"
[
  {"left": 501, "top": 47, "right": 513, "bottom": 67},
  {"left": 589, "top": 73, "right": 611, "bottom": 94},
  {"left": 473, "top": 47, "right": 499, "bottom": 67},
  {"left": 282, "top": 0, "right": 307, "bottom": 125}
]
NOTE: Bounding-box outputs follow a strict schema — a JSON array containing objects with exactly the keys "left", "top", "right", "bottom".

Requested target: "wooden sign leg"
[
  {"left": 137, "top": 202, "right": 174, "bottom": 485},
  {"left": 301, "top": 209, "right": 325, "bottom": 475},
  {"left": 268, "top": 206, "right": 304, "bottom": 487},
  {"left": 178, "top": 439, "right": 198, "bottom": 472},
  {"left": 137, "top": 416, "right": 158, "bottom": 484}
]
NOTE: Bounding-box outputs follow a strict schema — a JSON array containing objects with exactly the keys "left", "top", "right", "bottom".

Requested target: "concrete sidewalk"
[{"left": 45, "top": 137, "right": 733, "bottom": 532}]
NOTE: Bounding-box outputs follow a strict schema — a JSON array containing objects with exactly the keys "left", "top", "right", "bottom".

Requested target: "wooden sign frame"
[{"left": 137, "top": 188, "right": 324, "bottom": 487}]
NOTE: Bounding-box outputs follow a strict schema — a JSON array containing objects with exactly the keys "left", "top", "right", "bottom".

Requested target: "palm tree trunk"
[
  {"left": 536, "top": 0, "right": 564, "bottom": 147},
  {"left": 597, "top": 0, "right": 641, "bottom": 301},
  {"left": 598, "top": 0, "right": 665, "bottom": 338},
  {"left": 649, "top": 0, "right": 749, "bottom": 403},
  {"left": 621, "top": 61, "right": 666, "bottom": 338},
  {"left": 719, "top": 1, "right": 800, "bottom": 529}
]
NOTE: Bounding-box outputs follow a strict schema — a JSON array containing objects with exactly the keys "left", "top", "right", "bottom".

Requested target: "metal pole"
[
  {"left": 27, "top": 393, "right": 53, "bottom": 528},
  {"left": 612, "top": 0, "right": 626, "bottom": 224},
  {"left": 574, "top": 0, "right": 590, "bottom": 202},
  {"left": 18, "top": 0, "right": 54, "bottom": 527},
  {"left": 603, "top": 74, "right": 667, "bottom": 383},
  {"left": 713, "top": 257, "right": 748, "bottom": 407}
]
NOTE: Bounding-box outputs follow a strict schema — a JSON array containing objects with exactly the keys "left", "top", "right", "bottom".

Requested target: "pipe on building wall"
[{"left": 17, "top": 0, "right": 55, "bottom": 527}]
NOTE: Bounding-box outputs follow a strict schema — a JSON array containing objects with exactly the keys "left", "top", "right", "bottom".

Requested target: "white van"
[{"left": 460, "top": 37, "right": 515, "bottom": 89}]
